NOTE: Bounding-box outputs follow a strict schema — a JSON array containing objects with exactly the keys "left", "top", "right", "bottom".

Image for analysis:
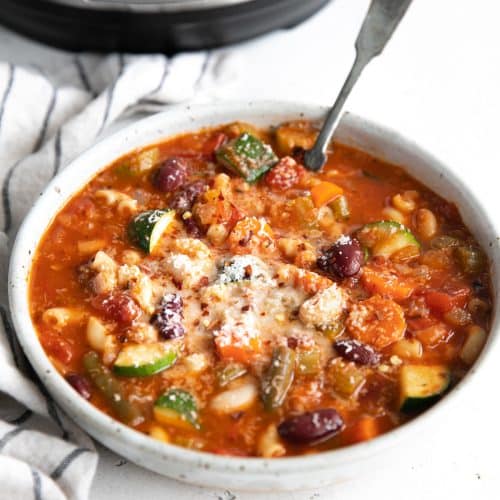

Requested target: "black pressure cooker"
[{"left": 0, "top": 0, "right": 331, "bottom": 53}]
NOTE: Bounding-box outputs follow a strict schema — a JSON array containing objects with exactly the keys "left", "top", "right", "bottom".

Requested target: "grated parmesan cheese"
[{"left": 298, "top": 284, "right": 347, "bottom": 329}]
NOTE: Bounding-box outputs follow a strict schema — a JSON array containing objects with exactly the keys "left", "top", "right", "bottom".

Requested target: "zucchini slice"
[
  {"left": 154, "top": 388, "right": 200, "bottom": 430},
  {"left": 399, "top": 364, "right": 450, "bottom": 412},
  {"left": 215, "top": 133, "right": 278, "bottom": 183},
  {"left": 113, "top": 342, "right": 177, "bottom": 377},
  {"left": 127, "top": 209, "right": 175, "bottom": 253},
  {"left": 357, "top": 220, "right": 420, "bottom": 259}
]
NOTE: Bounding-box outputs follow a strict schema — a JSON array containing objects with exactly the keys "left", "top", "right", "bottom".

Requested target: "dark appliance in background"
[{"left": 0, "top": 0, "right": 331, "bottom": 53}]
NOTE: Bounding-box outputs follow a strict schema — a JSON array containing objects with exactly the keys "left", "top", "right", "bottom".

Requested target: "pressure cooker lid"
[
  {"left": 1, "top": 0, "right": 330, "bottom": 53},
  {"left": 52, "top": 0, "right": 254, "bottom": 11}
]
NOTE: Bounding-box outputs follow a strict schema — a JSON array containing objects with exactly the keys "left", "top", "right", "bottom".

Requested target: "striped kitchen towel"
[{"left": 0, "top": 50, "right": 221, "bottom": 500}]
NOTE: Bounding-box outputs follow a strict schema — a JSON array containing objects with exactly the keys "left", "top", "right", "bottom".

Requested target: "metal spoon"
[{"left": 303, "top": 0, "right": 413, "bottom": 171}]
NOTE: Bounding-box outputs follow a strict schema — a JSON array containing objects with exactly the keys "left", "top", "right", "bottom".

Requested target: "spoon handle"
[{"left": 304, "top": 0, "right": 413, "bottom": 171}]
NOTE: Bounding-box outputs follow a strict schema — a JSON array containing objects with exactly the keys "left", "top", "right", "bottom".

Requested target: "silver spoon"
[{"left": 303, "top": 0, "right": 413, "bottom": 171}]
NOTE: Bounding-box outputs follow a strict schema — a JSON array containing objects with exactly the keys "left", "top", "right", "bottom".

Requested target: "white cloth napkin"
[{"left": 0, "top": 50, "right": 220, "bottom": 500}]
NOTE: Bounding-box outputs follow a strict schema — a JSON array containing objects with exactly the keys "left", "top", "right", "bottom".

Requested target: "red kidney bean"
[
  {"left": 151, "top": 293, "right": 185, "bottom": 339},
  {"left": 169, "top": 180, "right": 207, "bottom": 212},
  {"left": 153, "top": 157, "right": 188, "bottom": 193},
  {"left": 182, "top": 216, "right": 204, "bottom": 238},
  {"left": 65, "top": 373, "right": 92, "bottom": 400},
  {"left": 92, "top": 292, "right": 140, "bottom": 325},
  {"left": 278, "top": 409, "right": 344, "bottom": 445},
  {"left": 317, "top": 236, "right": 363, "bottom": 278},
  {"left": 333, "top": 339, "right": 381, "bottom": 365}
]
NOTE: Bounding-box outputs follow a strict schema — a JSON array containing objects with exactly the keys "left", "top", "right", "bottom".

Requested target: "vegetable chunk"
[
  {"left": 216, "top": 133, "right": 278, "bottom": 183},
  {"left": 346, "top": 295, "right": 406, "bottom": 349}
]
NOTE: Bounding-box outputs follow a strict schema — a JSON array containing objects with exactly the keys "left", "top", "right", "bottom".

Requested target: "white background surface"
[{"left": 1, "top": 0, "right": 500, "bottom": 498}]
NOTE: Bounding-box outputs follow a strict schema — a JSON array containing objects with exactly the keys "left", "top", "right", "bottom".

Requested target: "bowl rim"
[{"left": 8, "top": 100, "right": 500, "bottom": 476}]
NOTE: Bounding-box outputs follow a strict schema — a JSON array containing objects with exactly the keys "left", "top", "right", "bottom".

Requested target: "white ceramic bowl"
[{"left": 8, "top": 102, "right": 500, "bottom": 491}]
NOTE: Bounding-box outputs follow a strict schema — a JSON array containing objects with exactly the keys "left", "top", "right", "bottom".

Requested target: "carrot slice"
[
  {"left": 346, "top": 295, "right": 406, "bottom": 349},
  {"left": 361, "top": 266, "right": 416, "bottom": 301},
  {"left": 343, "top": 417, "right": 381, "bottom": 445},
  {"left": 214, "top": 330, "right": 262, "bottom": 365},
  {"left": 310, "top": 181, "right": 343, "bottom": 208}
]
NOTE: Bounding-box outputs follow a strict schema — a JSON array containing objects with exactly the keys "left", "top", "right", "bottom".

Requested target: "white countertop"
[{"left": 2, "top": 0, "right": 499, "bottom": 498}]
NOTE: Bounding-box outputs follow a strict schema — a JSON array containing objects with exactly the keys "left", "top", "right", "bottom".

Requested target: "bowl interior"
[{"left": 8, "top": 101, "right": 500, "bottom": 490}]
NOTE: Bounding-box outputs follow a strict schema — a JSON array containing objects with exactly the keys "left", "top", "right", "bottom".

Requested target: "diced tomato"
[
  {"left": 424, "top": 288, "right": 470, "bottom": 315},
  {"left": 407, "top": 317, "right": 436, "bottom": 332},
  {"left": 202, "top": 132, "right": 227, "bottom": 157},
  {"left": 42, "top": 335, "right": 73, "bottom": 365},
  {"left": 265, "top": 157, "right": 302, "bottom": 191},
  {"left": 227, "top": 203, "right": 245, "bottom": 229},
  {"left": 92, "top": 292, "right": 140, "bottom": 325},
  {"left": 361, "top": 266, "right": 417, "bottom": 301},
  {"left": 413, "top": 322, "right": 451, "bottom": 347}
]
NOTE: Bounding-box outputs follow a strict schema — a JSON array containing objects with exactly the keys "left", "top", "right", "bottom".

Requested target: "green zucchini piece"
[
  {"left": 83, "top": 351, "right": 143, "bottom": 426},
  {"left": 215, "top": 133, "right": 278, "bottom": 183},
  {"left": 154, "top": 388, "right": 200, "bottom": 430},
  {"left": 399, "top": 364, "right": 450, "bottom": 412},
  {"left": 113, "top": 342, "right": 177, "bottom": 377},
  {"left": 357, "top": 220, "right": 420, "bottom": 259},
  {"left": 127, "top": 209, "right": 175, "bottom": 253},
  {"left": 261, "top": 346, "right": 295, "bottom": 411}
]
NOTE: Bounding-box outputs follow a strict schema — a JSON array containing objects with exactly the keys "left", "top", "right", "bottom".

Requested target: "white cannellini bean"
[
  {"left": 86, "top": 316, "right": 108, "bottom": 351},
  {"left": 210, "top": 382, "right": 258, "bottom": 414}
]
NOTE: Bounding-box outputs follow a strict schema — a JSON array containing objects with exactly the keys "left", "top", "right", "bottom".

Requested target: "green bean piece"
[
  {"left": 330, "top": 195, "right": 350, "bottom": 221},
  {"left": 217, "top": 363, "right": 247, "bottom": 387},
  {"left": 454, "top": 246, "right": 485, "bottom": 274},
  {"left": 261, "top": 346, "right": 295, "bottom": 411},
  {"left": 83, "top": 351, "right": 144, "bottom": 426}
]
